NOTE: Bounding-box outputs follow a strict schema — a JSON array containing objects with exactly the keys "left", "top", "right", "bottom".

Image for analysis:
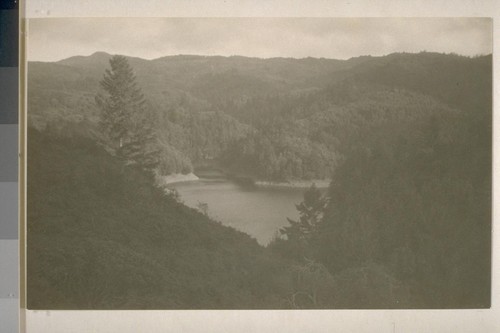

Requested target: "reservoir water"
[{"left": 169, "top": 178, "right": 308, "bottom": 245}]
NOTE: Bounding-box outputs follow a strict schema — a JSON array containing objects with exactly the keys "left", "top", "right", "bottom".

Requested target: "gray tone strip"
[
  {"left": 0, "top": 9, "right": 18, "bottom": 67},
  {"left": 0, "top": 67, "right": 18, "bottom": 124},
  {"left": 0, "top": 298, "right": 18, "bottom": 333},
  {"left": 0, "top": 124, "right": 18, "bottom": 182},
  {"left": 0, "top": 182, "right": 17, "bottom": 239},
  {"left": 0, "top": 240, "right": 18, "bottom": 298}
]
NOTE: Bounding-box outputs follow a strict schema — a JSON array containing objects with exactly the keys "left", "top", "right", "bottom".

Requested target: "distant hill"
[
  {"left": 28, "top": 52, "right": 491, "bottom": 181},
  {"left": 28, "top": 51, "right": 355, "bottom": 123}
]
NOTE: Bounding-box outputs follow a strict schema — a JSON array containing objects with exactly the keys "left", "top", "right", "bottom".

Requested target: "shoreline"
[
  {"left": 158, "top": 170, "right": 331, "bottom": 189},
  {"left": 254, "top": 179, "right": 331, "bottom": 189},
  {"left": 225, "top": 171, "right": 331, "bottom": 189},
  {"left": 156, "top": 172, "right": 200, "bottom": 185}
]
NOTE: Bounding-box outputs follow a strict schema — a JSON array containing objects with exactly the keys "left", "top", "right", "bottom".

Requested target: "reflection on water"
[{"left": 169, "top": 179, "right": 305, "bottom": 245}]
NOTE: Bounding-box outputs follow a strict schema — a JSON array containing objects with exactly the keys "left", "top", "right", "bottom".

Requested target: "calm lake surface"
[{"left": 169, "top": 178, "right": 308, "bottom": 245}]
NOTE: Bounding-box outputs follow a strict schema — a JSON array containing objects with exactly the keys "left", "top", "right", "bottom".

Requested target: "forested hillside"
[
  {"left": 270, "top": 53, "right": 492, "bottom": 308},
  {"left": 219, "top": 53, "right": 491, "bottom": 180},
  {"left": 28, "top": 52, "right": 360, "bottom": 179},
  {"left": 28, "top": 51, "right": 491, "bottom": 308},
  {"left": 28, "top": 52, "right": 491, "bottom": 183},
  {"left": 27, "top": 129, "right": 295, "bottom": 309}
]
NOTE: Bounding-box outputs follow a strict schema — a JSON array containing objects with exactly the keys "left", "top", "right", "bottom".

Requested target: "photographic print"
[{"left": 26, "top": 17, "right": 492, "bottom": 310}]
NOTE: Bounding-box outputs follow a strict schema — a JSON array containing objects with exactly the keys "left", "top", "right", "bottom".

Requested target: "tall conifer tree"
[{"left": 96, "top": 55, "right": 159, "bottom": 171}]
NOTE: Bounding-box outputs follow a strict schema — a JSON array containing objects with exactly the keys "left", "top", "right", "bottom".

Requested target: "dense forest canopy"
[
  {"left": 28, "top": 51, "right": 491, "bottom": 182},
  {"left": 28, "top": 51, "right": 491, "bottom": 309}
]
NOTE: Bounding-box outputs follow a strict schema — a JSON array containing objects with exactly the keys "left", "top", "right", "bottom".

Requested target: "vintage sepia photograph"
[{"left": 26, "top": 17, "right": 492, "bottom": 310}]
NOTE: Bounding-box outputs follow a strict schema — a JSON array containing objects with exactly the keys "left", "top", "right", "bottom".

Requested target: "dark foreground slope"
[
  {"left": 27, "top": 129, "right": 293, "bottom": 309},
  {"left": 318, "top": 108, "right": 491, "bottom": 308},
  {"left": 316, "top": 53, "right": 492, "bottom": 308},
  {"left": 270, "top": 55, "right": 492, "bottom": 308}
]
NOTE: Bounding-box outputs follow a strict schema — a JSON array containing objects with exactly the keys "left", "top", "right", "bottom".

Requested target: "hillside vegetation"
[
  {"left": 27, "top": 129, "right": 294, "bottom": 309},
  {"left": 269, "top": 53, "right": 492, "bottom": 308},
  {"left": 28, "top": 51, "right": 491, "bottom": 308},
  {"left": 28, "top": 52, "right": 491, "bottom": 182}
]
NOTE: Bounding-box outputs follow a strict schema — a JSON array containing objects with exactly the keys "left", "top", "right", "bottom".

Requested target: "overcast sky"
[{"left": 28, "top": 18, "right": 492, "bottom": 62}]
